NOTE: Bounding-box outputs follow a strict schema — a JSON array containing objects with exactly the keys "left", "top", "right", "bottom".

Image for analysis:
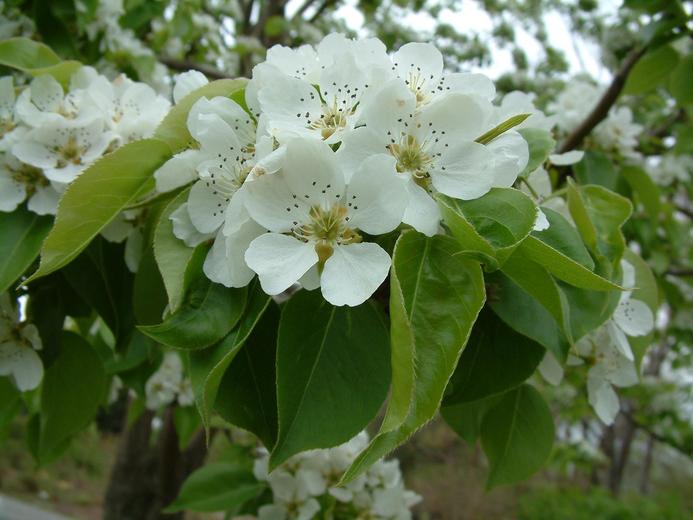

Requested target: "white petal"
[
  {"left": 402, "top": 180, "right": 440, "bottom": 236},
  {"left": 417, "top": 92, "right": 490, "bottom": 142},
  {"left": 188, "top": 96, "right": 255, "bottom": 147},
  {"left": 170, "top": 203, "right": 214, "bottom": 247},
  {"left": 173, "top": 70, "right": 209, "bottom": 104},
  {"left": 620, "top": 258, "right": 636, "bottom": 289},
  {"left": 154, "top": 149, "right": 202, "bottom": 193},
  {"left": 12, "top": 139, "right": 57, "bottom": 169},
  {"left": 533, "top": 208, "right": 550, "bottom": 231},
  {"left": 320, "top": 243, "right": 391, "bottom": 306},
  {"left": 0, "top": 76, "right": 15, "bottom": 118},
  {"left": 345, "top": 154, "right": 407, "bottom": 234},
  {"left": 0, "top": 174, "right": 26, "bottom": 212},
  {"left": 430, "top": 141, "right": 493, "bottom": 200},
  {"left": 27, "top": 185, "right": 60, "bottom": 215},
  {"left": 204, "top": 221, "right": 264, "bottom": 288},
  {"left": 245, "top": 233, "right": 318, "bottom": 295},
  {"left": 538, "top": 351, "right": 564, "bottom": 385},
  {"left": 361, "top": 80, "right": 416, "bottom": 139},
  {"left": 487, "top": 130, "right": 529, "bottom": 188},
  {"left": 299, "top": 264, "right": 321, "bottom": 291},
  {"left": 440, "top": 72, "right": 496, "bottom": 100},
  {"left": 282, "top": 138, "right": 344, "bottom": 207},
  {"left": 258, "top": 504, "right": 287, "bottom": 520},
  {"left": 393, "top": 42, "right": 444, "bottom": 86},
  {"left": 244, "top": 169, "right": 310, "bottom": 233},
  {"left": 258, "top": 76, "right": 322, "bottom": 142},
  {"left": 335, "top": 127, "right": 387, "bottom": 182},
  {"left": 0, "top": 342, "right": 44, "bottom": 391},
  {"left": 190, "top": 112, "right": 242, "bottom": 158},
  {"left": 587, "top": 372, "right": 619, "bottom": 425},
  {"left": 549, "top": 150, "right": 584, "bottom": 166},
  {"left": 614, "top": 297, "right": 654, "bottom": 337},
  {"left": 187, "top": 179, "right": 228, "bottom": 234},
  {"left": 606, "top": 320, "right": 634, "bottom": 360},
  {"left": 29, "top": 75, "right": 64, "bottom": 113}
]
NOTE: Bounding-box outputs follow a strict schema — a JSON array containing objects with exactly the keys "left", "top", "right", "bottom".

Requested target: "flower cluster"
[
  {"left": 549, "top": 78, "right": 642, "bottom": 159},
  {"left": 1, "top": 67, "right": 170, "bottom": 216},
  {"left": 251, "top": 432, "right": 421, "bottom": 520},
  {"left": 155, "top": 35, "right": 532, "bottom": 306},
  {"left": 539, "top": 259, "right": 655, "bottom": 425},
  {"left": 0, "top": 293, "right": 43, "bottom": 391},
  {"left": 144, "top": 351, "right": 194, "bottom": 411}
]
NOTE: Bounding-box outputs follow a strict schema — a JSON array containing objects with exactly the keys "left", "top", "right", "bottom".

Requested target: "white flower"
[
  {"left": 244, "top": 137, "right": 407, "bottom": 306},
  {"left": 12, "top": 118, "right": 114, "bottom": 183},
  {"left": 549, "top": 150, "right": 584, "bottom": 166},
  {"left": 85, "top": 73, "right": 171, "bottom": 143},
  {"left": 15, "top": 74, "right": 99, "bottom": 128},
  {"left": 145, "top": 351, "right": 185, "bottom": 410},
  {"left": 595, "top": 106, "right": 642, "bottom": 159},
  {"left": 0, "top": 293, "right": 43, "bottom": 392},
  {"left": 338, "top": 80, "right": 526, "bottom": 236},
  {"left": 0, "top": 151, "right": 62, "bottom": 215},
  {"left": 390, "top": 42, "right": 496, "bottom": 106},
  {"left": 652, "top": 154, "right": 693, "bottom": 185},
  {"left": 0, "top": 76, "right": 22, "bottom": 152}
]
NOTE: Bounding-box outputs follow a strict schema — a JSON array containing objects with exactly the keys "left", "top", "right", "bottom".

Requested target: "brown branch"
[
  {"left": 558, "top": 46, "right": 647, "bottom": 154},
  {"left": 666, "top": 268, "right": 693, "bottom": 277},
  {"left": 159, "top": 56, "right": 232, "bottom": 80},
  {"left": 308, "top": 0, "right": 339, "bottom": 23},
  {"left": 294, "top": 0, "right": 320, "bottom": 18},
  {"left": 674, "top": 203, "right": 693, "bottom": 220}
]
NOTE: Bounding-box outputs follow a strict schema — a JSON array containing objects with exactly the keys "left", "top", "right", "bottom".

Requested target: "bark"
[
  {"left": 607, "top": 414, "right": 637, "bottom": 496},
  {"left": 639, "top": 435, "right": 655, "bottom": 494},
  {"left": 103, "top": 405, "right": 209, "bottom": 520}
]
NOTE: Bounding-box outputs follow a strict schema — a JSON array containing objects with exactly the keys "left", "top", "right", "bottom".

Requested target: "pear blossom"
[
  {"left": 244, "top": 137, "right": 408, "bottom": 306},
  {"left": 144, "top": 351, "right": 194, "bottom": 410},
  {"left": 0, "top": 293, "right": 43, "bottom": 392},
  {"left": 173, "top": 70, "right": 209, "bottom": 104},
  {"left": 252, "top": 431, "right": 420, "bottom": 520},
  {"left": 0, "top": 151, "right": 62, "bottom": 214},
  {"left": 494, "top": 90, "right": 556, "bottom": 132},
  {"left": 0, "top": 76, "right": 22, "bottom": 152},
  {"left": 651, "top": 153, "right": 693, "bottom": 185},
  {"left": 12, "top": 118, "right": 114, "bottom": 183},
  {"left": 390, "top": 42, "right": 496, "bottom": 106},
  {"left": 337, "top": 80, "right": 527, "bottom": 236}
]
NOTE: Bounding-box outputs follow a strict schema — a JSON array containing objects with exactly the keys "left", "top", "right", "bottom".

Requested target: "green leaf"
[
  {"left": 441, "top": 395, "right": 502, "bottom": 445},
  {"left": 438, "top": 188, "right": 537, "bottom": 269},
  {"left": 154, "top": 79, "right": 248, "bottom": 153},
  {"left": 61, "top": 238, "right": 135, "bottom": 346},
  {"left": 669, "top": 54, "right": 693, "bottom": 106},
  {"left": 518, "top": 128, "right": 556, "bottom": 176},
  {"left": 342, "top": 233, "right": 485, "bottom": 483},
  {"left": 488, "top": 271, "right": 571, "bottom": 361},
  {"left": 39, "top": 332, "right": 107, "bottom": 461},
  {"left": 573, "top": 150, "right": 618, "bottom": 191},
  {"left": 443, "top": 309, "right": 544, "bottom": 405},
  {"left": 270, "top": 290, "right": 391, "bottom": 467},
  {"left": 480, "top": 384, "right": 554, "bottom": 488},
  {"left": 0, "top": 37, "right": 81, "bottom": 87},
  {"left": 533, "top": 208, "right": 594, "bottom": 269},
  {"left": 623, "top": 44, "right": 679, "bottom": 95},
  {"left": 215, "top": 301, "right": 280, "bottom": 448},
  {"left": 189, "top": 281, "right": 271, "bottom": 432},
  {"left": 571, "top": 183, "right": 632, "bottom": 264},
  {"left": 132, "top": 245, "right": 168, "bottom": 326},
  {"left": 560, "top": 282, "right": 620, "bottom": 342},
  {"left": 153, "top": 189, "right": 198, "bottom": 313},
  {"left": 165, "top": 463, "right": 264, "bottom": 513},
  {"left": 0, "top": 208, "right": 52, "bottom": 293},
  {"left": 0, "top": 378, "right": 21, "bottom": 443},
  {"left": 621, "top": 165, "right": 661, "bottom": 217},
  {"left": 26, "top": 139, "right": 172, "bottom": 282},
  {"left": 476, "top": 113, "right": 530, "bottom": 145},
  {"left": 173, "top": 406, "right": 202, "bottom": 451},
  {"left": 139, "top": 278, "right": 247, "bottom": 350},
  {"left": 518, "top": 235, "right": 621, "bottom": 291}
]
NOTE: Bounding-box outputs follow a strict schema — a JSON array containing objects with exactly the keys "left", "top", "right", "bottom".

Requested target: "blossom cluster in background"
[
  {"left": 0, "top": 67, "right": 170, "bottom": 216},
  {"left": 251, "top": 432, "right": 421, "bottom": 520},
  {"left": 0, "top": 293, "right": 42, "bottom": 391}
]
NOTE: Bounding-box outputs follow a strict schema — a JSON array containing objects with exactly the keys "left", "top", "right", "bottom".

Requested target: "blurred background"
[{"left": 1, "top": 0, "right": 692, "bottom": 518}]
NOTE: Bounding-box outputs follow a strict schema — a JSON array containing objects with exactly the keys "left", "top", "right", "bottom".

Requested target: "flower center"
[
  {"left": 293, "top": 204, "right": 361, "bottom": 263},
  {"left": 55, "top": 135, "right": 86, "bottom": 167},
  {"left": 0, "top": 117, "right": 16, "bottom": 138},
  {"left": 387, "top": 135, "right": 433, "bottom": 190},
  {"left": 404, "top": 71, "right": 428, "bottom": 105},
  {"left": 310, "top": 101, "right": 351, "bottom": 140},
  {"left": 10, "top": 161, "right": 49, "bottom": 195}
]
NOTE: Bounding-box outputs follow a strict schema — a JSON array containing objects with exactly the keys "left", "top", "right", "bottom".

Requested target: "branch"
[
  {"left": 558, "top": 46, "right": 647, "bottom": 154},
  {"left": 294, "top": 0, "right": 319, "bottom": 18},
  {"left": 308, "top": 0, "right": 339, "bottom": 23},
  {"left": 674, "top": 203, "right": 693, "bottom": 220},
  {"left": 666, "top": 268, "right": 693, "bottom": 277},
  {"left": 159, "top": 56, "right": 232, "bottom": 80}
]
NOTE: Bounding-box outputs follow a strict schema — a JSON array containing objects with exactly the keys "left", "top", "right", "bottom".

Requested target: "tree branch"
[
  {"left": 558, "top": 46, "right": 647, "bottom": 154},
  {"left": 159, "top": 57, "right": 232, "bottom": 80},
  {"left": 294, "top": 0, "right": 320, "bottom": 18},
  {"left": 308, "top": 0, "right": 339, "bottom": 23}
]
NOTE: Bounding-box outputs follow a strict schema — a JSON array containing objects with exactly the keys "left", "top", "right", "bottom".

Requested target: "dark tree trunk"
[
  {"left": 639, "top": 434, "right": 655, "bottom": 494},
  {"left": 103, "top": 405, "right": 209, "bottom": 520},
  {"left": 607, "top": 414, "right": 637, "bottom": 496}
]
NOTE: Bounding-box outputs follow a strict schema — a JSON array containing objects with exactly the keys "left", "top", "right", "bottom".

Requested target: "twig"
[
  {"left": 674, "top": 204, "right": 693, "bottom": 220},
  {"left": 159, "top": 56, "right": 232, "bottom": 80},
  {"left": 558, "top": 46, "right": 647, "bottom": 154},
  {"left": 308, "top": 0, "right": 339, "bottom": 23},
  {"left": 665, "top": 268, "right": 693, "bottom": 277}
]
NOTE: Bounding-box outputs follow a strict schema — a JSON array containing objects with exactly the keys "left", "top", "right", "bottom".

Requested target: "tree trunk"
[
  {"left": 103, "top": 405, "right": 209, "bottom": 520},
  {"left": 639, "top": 434, "right": 655, "bottom": 494},
  {"left": 607, "top": 414, "right": 637, "bottom": 496}
]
